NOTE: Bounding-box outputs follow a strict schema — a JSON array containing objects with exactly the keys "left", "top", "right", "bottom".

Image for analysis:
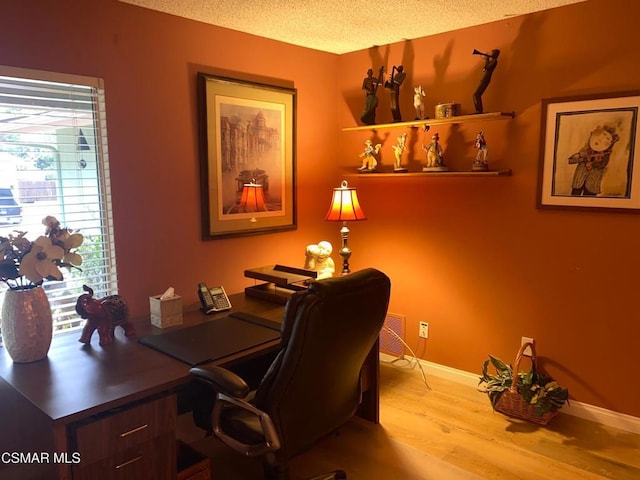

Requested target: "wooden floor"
[{"left": 178, "top": 360, "right": 640, "bottom": 479}]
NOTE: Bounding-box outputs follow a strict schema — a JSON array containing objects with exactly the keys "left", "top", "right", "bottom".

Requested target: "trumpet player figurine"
[{"left": 472, "top": 49, "right": 500, "bottom": 114}]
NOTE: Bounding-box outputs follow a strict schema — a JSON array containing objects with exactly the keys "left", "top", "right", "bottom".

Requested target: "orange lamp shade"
[
  {"left": 325, "top": 180, "right": 367, "bottom": 221},
  {"left": 239, "top": 183, "right": 266, "bottom": 213}
]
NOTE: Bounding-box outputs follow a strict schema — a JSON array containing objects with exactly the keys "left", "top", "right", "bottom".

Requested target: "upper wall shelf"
[{"left": 342, "top": 111, "right": 515, "bottom": 132}]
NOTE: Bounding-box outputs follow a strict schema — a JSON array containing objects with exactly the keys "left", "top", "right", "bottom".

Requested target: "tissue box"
[{"left": 150, "top": 295, "right": 183, "bottom": 328}]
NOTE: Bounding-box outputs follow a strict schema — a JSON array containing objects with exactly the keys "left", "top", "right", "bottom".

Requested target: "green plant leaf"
[{"left": 488, "top": 355, "right": 510, "bottom": 373}]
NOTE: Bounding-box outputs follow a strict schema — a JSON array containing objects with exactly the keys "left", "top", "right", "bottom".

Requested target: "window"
[{"left": 0, "top": 66, "right": 117, "bottom": 335}]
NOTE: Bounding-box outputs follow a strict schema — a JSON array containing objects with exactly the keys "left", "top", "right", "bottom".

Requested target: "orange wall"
[
  {"left": 338, "top": 0, "right": 640, "bottom": 417},
  {"left": 2, "top": 0, "right": 639, "bottom": 418},
  {"left": 0, "top": 0, "right": 341, "bottom": 304}
]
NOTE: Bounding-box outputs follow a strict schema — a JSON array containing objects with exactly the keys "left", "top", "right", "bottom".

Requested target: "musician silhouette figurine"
[
  {"left": 385, "top": 65, "right": 406, "bottom": 122},
  {"left": 360, "top": 67, "right": 384, "bottom": 125},
  {"left": 472, "top": 49, "right": 500, "bottom": 114}
]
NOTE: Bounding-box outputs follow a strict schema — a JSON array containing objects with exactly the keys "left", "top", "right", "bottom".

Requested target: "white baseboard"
[{"left": 380, "top": 353, "right": 640, "bottom": 435}]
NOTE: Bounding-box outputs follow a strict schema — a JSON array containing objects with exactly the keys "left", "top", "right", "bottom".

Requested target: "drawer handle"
[
  {"left": 119, "top": 424, "right": 149, "bottom": 438},
  {"left": 115, "top": 454, "right": 142, "bottom": 469}
]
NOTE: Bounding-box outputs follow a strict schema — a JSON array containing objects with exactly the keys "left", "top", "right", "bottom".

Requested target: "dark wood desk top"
[{"left": 0, "top": 293, "right": 284, "bottom": 425}]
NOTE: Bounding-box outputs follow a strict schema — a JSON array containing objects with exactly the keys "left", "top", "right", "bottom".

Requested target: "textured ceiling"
[{"left": 120, "top": 0, "right": 587, "bottom": 54}]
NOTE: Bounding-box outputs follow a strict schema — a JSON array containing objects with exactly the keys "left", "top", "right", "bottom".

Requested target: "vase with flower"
[{"left": 0, "top": 216, "right": 83, "bottom": 362}]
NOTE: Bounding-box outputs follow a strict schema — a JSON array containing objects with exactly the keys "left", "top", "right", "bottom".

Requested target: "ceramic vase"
[{"left": 1, "top": 287, "right": 53, "bottom": 363}]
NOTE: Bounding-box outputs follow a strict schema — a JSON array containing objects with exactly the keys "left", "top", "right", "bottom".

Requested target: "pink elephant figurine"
[{"left": 76, "top": 285, "right": 135, "bottom": 346}]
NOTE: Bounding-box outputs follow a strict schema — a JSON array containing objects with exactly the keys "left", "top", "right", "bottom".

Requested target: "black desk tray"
[
  {"left": 244, "top": 264, "right": 316, "bottom": 304},
  {"left": 139, "top": 312, "right": 280, "bottom": 366}
]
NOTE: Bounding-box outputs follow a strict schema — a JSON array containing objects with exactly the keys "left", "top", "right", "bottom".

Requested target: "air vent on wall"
[{"left": 379, "top": 313, "right": 405, "bottom": 358}]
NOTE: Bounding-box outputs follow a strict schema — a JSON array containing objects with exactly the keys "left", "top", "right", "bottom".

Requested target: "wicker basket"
[{"left": 494, "top": 342, "right": 558, "bottom": 425}]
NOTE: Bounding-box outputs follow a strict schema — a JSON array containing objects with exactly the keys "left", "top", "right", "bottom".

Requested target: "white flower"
[
  {"left": 1, "top": 216, "right": 83, "bottom": 289},
  {"left": 18, "top": 236, "right": 64, "bottom": 284},
  {"left": 58, "top": 231, "right": 84, "bottom": 267}
]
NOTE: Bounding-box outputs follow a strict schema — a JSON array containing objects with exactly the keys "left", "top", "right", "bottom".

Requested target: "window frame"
[{"left": 0, "top": 65, "right": 118, "bottom": 336}]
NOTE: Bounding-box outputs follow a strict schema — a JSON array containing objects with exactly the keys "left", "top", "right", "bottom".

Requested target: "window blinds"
[{"left": 0, "top": 67, "right": 118, "bottom": 335}]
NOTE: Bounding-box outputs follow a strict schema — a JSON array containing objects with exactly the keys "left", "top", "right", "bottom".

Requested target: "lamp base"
[
  {"left": 339, "top": 222, "right": 352, "bottom": 275},
  {"left": 339, "top": 248, "right": 352, "bottom": 275}
]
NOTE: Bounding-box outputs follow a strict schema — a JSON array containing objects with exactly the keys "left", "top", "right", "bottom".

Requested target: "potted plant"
[
  {"left": 0, "top": 216, "right": 83, "bottom": 362},
  {"left": 479, "top": 342, "right": 569, "bottom": 424}
]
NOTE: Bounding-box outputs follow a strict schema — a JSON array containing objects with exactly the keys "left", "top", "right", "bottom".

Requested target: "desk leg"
[
  {"left": 357, "top": 339, "right": 380, "bottom": 424},
  {"left": 54, "top": 424, "right": 72, "bottom": 480}
]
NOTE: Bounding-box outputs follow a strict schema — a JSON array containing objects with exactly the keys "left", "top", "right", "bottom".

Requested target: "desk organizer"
[
  {"left": 149, "top": 294, "right": 183, "bottom": 328},
  {"left": 244, "top": 264, "right": 316, "bottom": 304}
]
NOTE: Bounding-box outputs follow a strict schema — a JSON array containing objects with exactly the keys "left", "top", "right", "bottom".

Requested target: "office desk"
[{"left": 0, "top": 293, "right": 379, "bottom": 480}]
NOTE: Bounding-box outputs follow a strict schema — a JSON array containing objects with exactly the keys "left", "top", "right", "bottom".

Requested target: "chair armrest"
[
  {"left": 189, "top": 365, "right": 280, "bottom": 455},
  {"left": 213, "top": 393, "right": 281, "bottom": 456},
  {"left": 189, "top": 365, "right": 250, "bottom": 398}
]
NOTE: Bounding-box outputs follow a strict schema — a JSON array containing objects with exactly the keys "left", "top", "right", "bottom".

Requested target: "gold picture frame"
[
  {"left": 538, "top": 91, "right": 640, "bottom": 212},
  {"left": 198, "top": 73, "right": 297, "bottom": 239}
]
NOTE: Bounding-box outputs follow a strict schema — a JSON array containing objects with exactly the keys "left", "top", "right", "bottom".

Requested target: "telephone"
[{"left": 197, "top": 282, "right": 231, "bottom": 314}]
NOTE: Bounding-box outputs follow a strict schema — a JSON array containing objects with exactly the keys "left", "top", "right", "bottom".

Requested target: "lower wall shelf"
[{"left": 344, "top": 169, "right": 512, "bottom": 178}]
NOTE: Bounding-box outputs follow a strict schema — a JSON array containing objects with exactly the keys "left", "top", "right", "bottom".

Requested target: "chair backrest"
[{"left": 254, "top": 268, "right": 391, "bottom": 460}]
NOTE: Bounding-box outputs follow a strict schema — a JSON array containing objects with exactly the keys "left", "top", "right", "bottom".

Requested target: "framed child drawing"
[{"left": 537, "top": 91, "right": 640, "bottom": 212}]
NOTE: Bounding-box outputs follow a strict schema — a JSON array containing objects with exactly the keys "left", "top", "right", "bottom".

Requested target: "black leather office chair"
[{"left": 189, "top": 268, "right": 391, "bottom": 480}]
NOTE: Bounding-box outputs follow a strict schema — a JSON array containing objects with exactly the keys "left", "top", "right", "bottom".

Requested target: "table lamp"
[
  {"left": 239, "top": 180, "right": 266, "bottom": 222},
  {"left": 325, "top": 180, "right": 367, "bottom": 274}
]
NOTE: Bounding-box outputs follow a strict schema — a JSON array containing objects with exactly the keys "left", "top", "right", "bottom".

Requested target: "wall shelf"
[
  {"left": 342, "top": 111, "right": 515, "bottom": 132},
  {"left": 344, "top": 169, "right": 512, "bottom": 178}
]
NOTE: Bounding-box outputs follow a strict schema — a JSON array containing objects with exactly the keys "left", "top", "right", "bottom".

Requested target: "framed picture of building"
[
  {"left": 198, "top": 73, "right": 297, "bottom": 239},
  {"left": 537, "top": 91, "right": 640, "bottom": 212}
]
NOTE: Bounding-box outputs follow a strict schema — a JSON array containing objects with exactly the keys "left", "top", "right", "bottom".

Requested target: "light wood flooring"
[{"left": 178, "top": 360, "right": 640, "bottom": 480}]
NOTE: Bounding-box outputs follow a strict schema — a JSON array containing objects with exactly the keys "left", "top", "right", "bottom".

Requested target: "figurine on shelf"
[
  {"left": 304, "top": 241, "right": 335, "bottom": 280},
  {"left": 472, "top": 131, "right": 489, "bottom": 171},
  {"left": 472, "top": 49, "right": 500, "bottom": 114},
  {"left": 413, "top": 85, "right": 426, "bottom": 120},
  {"left": 392, "top": 132, "right": 408, "bottom": 172},
  {"left": 384, "top": 65, "right": 406, "bottom": 122},
  {"left": 360, "top": 66, "right": 384, "bottom": 125},
  {"left": 358, "top": 139, "right": 382, "bottom": 172},
  {"left": 422, "top": 130, "right": 448, "bottom": 172}
]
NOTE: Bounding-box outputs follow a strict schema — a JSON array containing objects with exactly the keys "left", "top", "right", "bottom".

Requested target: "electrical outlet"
[
  {"left": 521, "top": 336, "right": 534, "bottom": 356},
  {"left": 419, "top": 322, "right": 429, "bottom": 339}
]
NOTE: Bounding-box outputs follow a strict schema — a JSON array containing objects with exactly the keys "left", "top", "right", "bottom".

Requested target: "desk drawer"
[
  {"left": 73, "top": 432, "right": 175, "bottom": 480},
  {"left": 73, "top": 394, "right": 176, "bottom": 465}
]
